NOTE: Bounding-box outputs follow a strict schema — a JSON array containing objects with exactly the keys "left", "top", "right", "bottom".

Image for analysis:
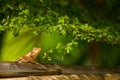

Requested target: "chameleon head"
[
  {"left": 30, "top": 47, "right": 42, "bottom": 59},
  {"left": 33, "top": 47, "right": 41, "bottom": 52}
]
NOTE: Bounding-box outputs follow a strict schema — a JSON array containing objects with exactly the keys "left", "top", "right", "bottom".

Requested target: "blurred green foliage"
[{"left": 0, "top": 0, "right": 120, "bottom": 67}]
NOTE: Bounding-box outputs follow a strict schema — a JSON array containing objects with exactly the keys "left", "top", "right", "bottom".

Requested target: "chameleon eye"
[{"left": 33, "top": 48, "right": 37, "bottom": 50}]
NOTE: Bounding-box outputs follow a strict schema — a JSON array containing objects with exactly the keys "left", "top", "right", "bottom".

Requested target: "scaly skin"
[{"left": 15, "top": 47, "right": 41, "bottom": 63}]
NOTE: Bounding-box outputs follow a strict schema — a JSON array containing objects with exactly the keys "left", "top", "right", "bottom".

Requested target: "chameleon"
[{"left": 15, "top": 47, "right": 41, "bottom": 64}]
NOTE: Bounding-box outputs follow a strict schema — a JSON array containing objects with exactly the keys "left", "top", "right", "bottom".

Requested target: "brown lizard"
[{"left": 15, "top": 47, "right": 41, "bottom": 63}]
